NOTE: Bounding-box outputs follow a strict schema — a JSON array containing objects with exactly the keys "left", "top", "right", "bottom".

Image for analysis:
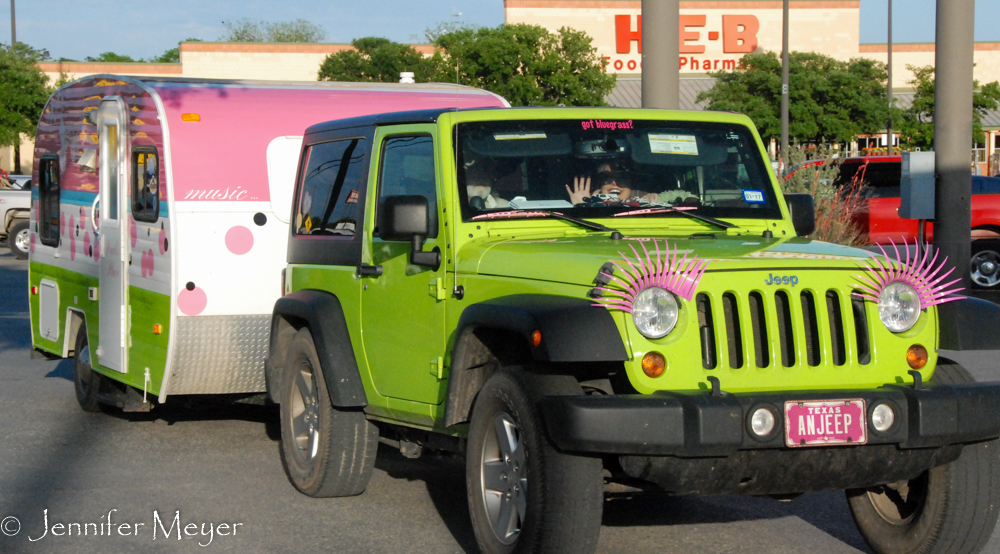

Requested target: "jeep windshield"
[{"left": 456, "top": 119, "right": 782, "bottom": 224}]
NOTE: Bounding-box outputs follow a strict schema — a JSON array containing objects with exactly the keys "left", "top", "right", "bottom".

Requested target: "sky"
[{"left": 2, "top": 0, "right": 998, "bottom": 62}]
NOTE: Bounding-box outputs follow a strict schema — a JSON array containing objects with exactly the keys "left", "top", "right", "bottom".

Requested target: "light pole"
[
  {"left": 9, "top": 0, "right": 14, "bottom": 46},
  {"left": 933, "top": 0, "right": 975, "bottom": 289},
  {"left": 886, "top": 0, "right": 893, "bottom": 156},
  {"left": 641, "top": 0, "right": 679, "bottom": 109},
  {"left": 780, "top": 0, "right": 789, "bottom": 170}
]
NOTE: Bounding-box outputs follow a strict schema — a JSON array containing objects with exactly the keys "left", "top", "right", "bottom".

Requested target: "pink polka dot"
[
  {"left": 60, "top": 212, "right": 66, "bottom": 236},
  {"left": 84, "top": 232, "right": 91, "bottom": 258},
  {"left": 29, "top": 232, "right": 36, "bottom": 253},
  {"left": 93, "top": 236, "right": 100, "bottom": 262},
  {"left": 130, "top": 216, "right": 137, "bottom": 248},
  {"left": 178, "top": 287, "right": 207, "bottom": 316},
  {"left": 158, "top": 228, "right": 167, "bottom": 255},
  {"left": 69, "top": 216, "right": 76, "bottom": 260},
  {"left": 225, "top": 226, "right": 254, "bottom": 255},
  {"left": 141, "top": 249, "right": 155, "bottom": 277}
]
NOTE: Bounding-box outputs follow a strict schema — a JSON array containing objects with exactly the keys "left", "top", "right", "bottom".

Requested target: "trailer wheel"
[
  {"left": 846, "top": 361, "right": 1000, "bottom": 554},
  {"left": 466, "top": 368, "right": 603, "bottom": 554},
  {"left": 73, "top": 323, "right": 104, "bottom": 413},
  {"left": 7, "top": 220, "right": 29, "bottom": 260},
  {"left": 279, "top": 328, "right": 377, "bottom": 497}
]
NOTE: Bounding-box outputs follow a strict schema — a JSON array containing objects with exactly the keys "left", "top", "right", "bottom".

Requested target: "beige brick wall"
[{"left": 860, "top": 44, "right": 1000, "bottom": 89}]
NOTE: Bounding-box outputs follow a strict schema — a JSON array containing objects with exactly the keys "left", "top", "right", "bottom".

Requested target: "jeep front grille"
[{"left": 698, "top": 289, "right": 873, "bottom": 370}]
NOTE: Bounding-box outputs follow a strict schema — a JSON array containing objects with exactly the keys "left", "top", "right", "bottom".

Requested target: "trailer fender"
[
  {"left": 443, "top": 295, "right": 628, "bottom": 427},
  {"left": 267, "top": 290, "right": 367, "bottom": 407},
  {"left": 62, "top": 308, "right": 87, "bottom": 358}
]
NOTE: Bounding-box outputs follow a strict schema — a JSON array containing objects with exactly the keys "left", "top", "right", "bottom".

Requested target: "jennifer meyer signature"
[{"left": 2, "top": 509, "right": 242, "bottom": 547}]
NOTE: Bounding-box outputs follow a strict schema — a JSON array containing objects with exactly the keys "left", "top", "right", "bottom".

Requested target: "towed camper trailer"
[{"left": 28, "top": 75, "right": 508, "bottom": 410}]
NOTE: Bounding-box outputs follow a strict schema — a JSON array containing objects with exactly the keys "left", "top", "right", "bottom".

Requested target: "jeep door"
[{"left": 360, "top": 126, "right": 447, "bottom": 406}]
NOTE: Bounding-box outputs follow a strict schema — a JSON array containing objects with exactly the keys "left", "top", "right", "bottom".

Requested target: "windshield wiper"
[
  {"left": 470, "top": 210, "right": 620, "bottom": 234},
  {"left": 613, "top": 206, "right": 736, "bottom": 230}
]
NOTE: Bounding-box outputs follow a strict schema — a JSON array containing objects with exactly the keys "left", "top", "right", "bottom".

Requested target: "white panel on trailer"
[
  {"left": 266, "top": 136, "right": 304, "bottom": 224},
  {"left": 39, "top": 280, "right": 59, "bottom": 341}
]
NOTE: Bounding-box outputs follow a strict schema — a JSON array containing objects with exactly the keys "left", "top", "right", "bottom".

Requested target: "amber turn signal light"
[
  {"left": 153, "top": 324, "right": 162, "bottom": 335},
  {"left": 531, "top": 330, "right": 542, "bottom": 347},
  {"left": 642, "top": 352, "right": 666, "bottom": 378},
  {"left": 906, "top": 344, "right": 928, "bottom": 369},
  {"left": 181, "top": 113, "right": 201, "bottom": 122}
]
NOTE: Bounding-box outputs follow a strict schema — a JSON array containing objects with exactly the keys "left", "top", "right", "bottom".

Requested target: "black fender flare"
[
  {"left": 268, "top": 290, "right": 367, "bottom": 407},
  {"left": 937, "top": 296, "right": 1000, "bottom": 351},
  {"left": 443, "top": 294, "right": 628, "bottom": 427}
]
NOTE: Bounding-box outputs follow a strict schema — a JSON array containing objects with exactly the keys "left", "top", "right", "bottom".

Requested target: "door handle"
[{"left": 356, "top": 264, "right": 383, "bottom": 277}]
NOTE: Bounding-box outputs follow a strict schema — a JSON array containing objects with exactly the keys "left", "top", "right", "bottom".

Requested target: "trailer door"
[{"left": 95, "top": 98, "right": 128, "bottom": 373}]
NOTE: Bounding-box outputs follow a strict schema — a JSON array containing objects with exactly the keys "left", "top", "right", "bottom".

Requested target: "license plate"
[{"left": 784, "top": 399, "right": 867, "bottom": 448}]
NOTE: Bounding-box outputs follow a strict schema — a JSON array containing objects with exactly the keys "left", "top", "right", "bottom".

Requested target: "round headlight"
[
  {"left": 632, "top": 287, "right": 679, "bottom": 339},
  {"left": 871, "top": 403, "right": 896, "bottom": 433},
  {"left": 878, "top": 282, "right": 921, "bottom": 333}
]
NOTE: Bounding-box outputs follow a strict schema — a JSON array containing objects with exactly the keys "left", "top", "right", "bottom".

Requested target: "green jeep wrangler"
[{"left": 268, "top": 107, "right": 1000, "bottom": 554}]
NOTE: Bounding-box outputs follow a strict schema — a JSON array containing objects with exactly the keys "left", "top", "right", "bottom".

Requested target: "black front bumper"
[
  {"left": 544, "top": 382, "right": 1000, "bottom": 457},
  {"left": 543, "top": 382, "right": 1000, "bottom": 495}
]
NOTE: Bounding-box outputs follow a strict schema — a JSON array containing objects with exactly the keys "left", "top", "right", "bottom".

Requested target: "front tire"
[
  {"left": 73, "top": 323, "right": 104, "bottom": 412},
  {"left": 846, "top": 361, "right": 1000, "bottom": 554},
  {"left": 279, "top": 328, "right": 378, "bottom": 497},
  {"left": 8, "top": 220, "right": 29, "bottom": 260},
  {"left": 466, "top": 368, "right": 603, "bottom": 554}
]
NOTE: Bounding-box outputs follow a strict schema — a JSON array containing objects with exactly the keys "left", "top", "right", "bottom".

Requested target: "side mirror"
[
  {"left": 784, "top": 193, "right": 815, "bottom": 237},
  {"left": 379, "top": 195, "right": 441, "bottom": 270}
]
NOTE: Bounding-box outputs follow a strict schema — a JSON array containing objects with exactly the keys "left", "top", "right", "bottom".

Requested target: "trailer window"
[
  {"left": 295, "top": 138, "right": 368, "bottom": 237},
  {"left": 131, "top": 148, "right": 160, "bottom": 222},
  {"left": 38, "top": 155, "right": 60, "bottom": 247}
]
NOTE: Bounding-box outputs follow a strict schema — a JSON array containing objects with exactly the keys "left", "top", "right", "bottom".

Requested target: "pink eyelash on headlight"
[
  {"left": 853, "top": 239, "right": 964, "bottom": 308},
  {"left": 592, "top": 240, "right": 710, "bottom": 313}
]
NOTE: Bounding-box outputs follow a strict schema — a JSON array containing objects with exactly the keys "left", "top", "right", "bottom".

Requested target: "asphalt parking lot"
[{"left": 1, "top": 245, "right": 999, "bottom": 553}]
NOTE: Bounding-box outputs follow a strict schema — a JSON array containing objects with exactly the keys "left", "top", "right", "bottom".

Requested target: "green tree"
[
  {"left": 697, "top": 51, "right": 894, "bottom": 145},
  {"left": 318, "top": 37, "right": 441, "bottom": 83},
  {"left": 0, "top": 43, "right": 51, "bottom": 172},
  {"left": 897, "top": 64, "right": 1000, "bottom": 150},
  {"left": 84, "top": 52, "right": 138, "bottom": 62},
  {"left": 220, "top": 18, "right": 326, "bottom": 43},
  {"left": 433, "top": 24, "right": 615, "bottom": 106},
  {"left": 148, "top": 39, "right": 202, "bottom": 64}
]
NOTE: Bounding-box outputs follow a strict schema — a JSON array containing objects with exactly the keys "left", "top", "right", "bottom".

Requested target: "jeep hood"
[{"left": 467, "top": 235, "right": 876, "bottom": 287}]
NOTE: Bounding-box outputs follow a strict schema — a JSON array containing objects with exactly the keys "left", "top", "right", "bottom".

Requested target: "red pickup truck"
[{"left": 788, "top": 156, "right": 1000, "bottom": 288}]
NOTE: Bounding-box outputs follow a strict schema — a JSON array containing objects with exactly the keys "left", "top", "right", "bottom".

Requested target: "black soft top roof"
[{"left": 305, "top": 107, "right": 516, "bottom": 136}]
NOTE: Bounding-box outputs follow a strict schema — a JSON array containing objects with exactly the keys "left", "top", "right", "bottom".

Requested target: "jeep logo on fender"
[{"left": 764, "top": 273, "right": 799, "bottom": 287}]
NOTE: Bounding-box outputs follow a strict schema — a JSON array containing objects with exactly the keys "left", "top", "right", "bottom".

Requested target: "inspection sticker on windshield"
[
  {"left": 742, "top": 189, "right": 766, "bottom": 203},
  {"left": 494, "top": 132, "right": 547, "bottom": 141},
  {"left": 649, "top": 133, "right": 699, "bottom": 155}
]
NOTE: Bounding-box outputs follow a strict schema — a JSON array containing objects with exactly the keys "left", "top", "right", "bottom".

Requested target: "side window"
[
  {"left": 38, "top": 156, "right": 60, "bottom": 246},
  {"left": 294, "top": 138, "right": 367, "bottom": 237},
  {"left": 131, "top": 147, "right": 160, "bottom": 222},
  {"left": 377, "top": 135, "right": 437, "bottom": 238}
]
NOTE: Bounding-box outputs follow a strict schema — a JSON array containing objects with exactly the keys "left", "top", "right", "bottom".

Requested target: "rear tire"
[
  {"left": 8, "top": 220, "right": 29, "bottom": 260},
  {"left": 466, "top": 368, "right": 604, "bottom": 554},
  {"left": 73, "top": 323, "right": 103, "bottom": 413},
  {"left": 846, "top": 361, "right": 1000, "bottom": 554},
  {"left": 279, "top": 328, "right": 378, "bottom": 497}
]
